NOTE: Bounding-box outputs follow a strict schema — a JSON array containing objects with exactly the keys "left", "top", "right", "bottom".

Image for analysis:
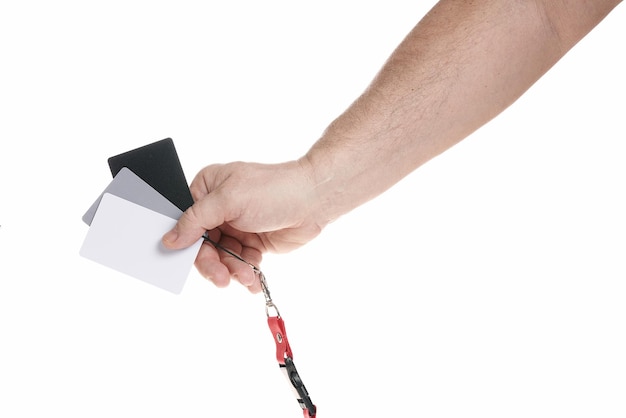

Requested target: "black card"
[{"left": 107, "top": 138, "right": 194, "bottom": 212}]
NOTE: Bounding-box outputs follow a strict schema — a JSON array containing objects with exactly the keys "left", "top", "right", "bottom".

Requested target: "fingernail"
[{"left": 162, "top": 229, "right": 178, "bottom": 245}]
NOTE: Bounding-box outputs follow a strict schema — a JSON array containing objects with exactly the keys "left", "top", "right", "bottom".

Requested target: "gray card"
[{"left": 82, "top": 167, "right": 183, "bottom": 225}]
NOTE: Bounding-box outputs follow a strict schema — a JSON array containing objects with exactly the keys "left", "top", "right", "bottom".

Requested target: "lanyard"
[{"left": 204, "top": 235, "right": 317, "bottom": 418}]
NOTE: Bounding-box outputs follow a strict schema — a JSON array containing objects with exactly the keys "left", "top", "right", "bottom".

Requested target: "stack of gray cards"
[{"left": 79, "top": 138, "right": 202, "bottom": 294}]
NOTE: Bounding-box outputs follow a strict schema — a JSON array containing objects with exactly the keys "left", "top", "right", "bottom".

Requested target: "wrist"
[
  {"left": 296, "top": 150, "right": 340, "bottom": 228},
  {"left": 298, "top": 131, "right": 368, "bottom": 226}
]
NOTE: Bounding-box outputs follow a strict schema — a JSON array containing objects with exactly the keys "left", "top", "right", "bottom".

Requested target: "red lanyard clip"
[
  {"left": 267, "top": 314, "right": 317, "bottom": 418},
  {"left": 262, "top": 273, "right": 317, "bottom": 418}
]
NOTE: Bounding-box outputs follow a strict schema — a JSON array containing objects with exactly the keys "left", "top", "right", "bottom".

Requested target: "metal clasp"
[{"left": 258, "top": 271, "right": 281, "bottom": 318}]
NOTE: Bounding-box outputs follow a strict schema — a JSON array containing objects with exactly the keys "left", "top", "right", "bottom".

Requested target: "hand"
[{"left": 161, "top": 159, "right": 325, "bottom": 293}]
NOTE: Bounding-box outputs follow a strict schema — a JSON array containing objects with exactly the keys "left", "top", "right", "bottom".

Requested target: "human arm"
[
  {"left": 162, "top": 0, "right": 622, "bottom": 292},
  {"left": 303, "top": 0, "right": 622, "bottom": 225}
]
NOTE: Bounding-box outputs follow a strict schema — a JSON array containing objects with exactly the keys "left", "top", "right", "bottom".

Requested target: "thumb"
[{"left": 161, "top": 196, "right": 225, "bottom": 249}]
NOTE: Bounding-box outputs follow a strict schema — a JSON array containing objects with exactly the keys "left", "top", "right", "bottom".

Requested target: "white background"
[{"left": 0, "top": 1, "right": 624, "bottom": 417}]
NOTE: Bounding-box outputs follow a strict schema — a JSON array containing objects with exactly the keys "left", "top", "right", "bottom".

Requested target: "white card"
[{"left": 79, "top": 193, "right": 202, "bottom": 294}]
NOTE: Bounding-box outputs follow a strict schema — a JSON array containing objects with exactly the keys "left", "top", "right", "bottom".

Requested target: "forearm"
[{"left": 302, "top": 0, "right": 620, "bottom": 224}]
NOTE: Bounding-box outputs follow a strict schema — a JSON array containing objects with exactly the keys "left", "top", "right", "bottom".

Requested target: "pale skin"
[{"left": 162, "top": 0, "right": 622, "bottom": 293}]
